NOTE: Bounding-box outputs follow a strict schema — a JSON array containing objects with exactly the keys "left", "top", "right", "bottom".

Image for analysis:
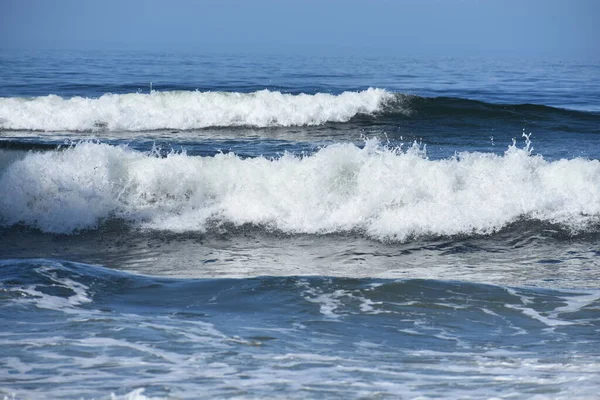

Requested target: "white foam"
[
  {"left": 505, "top": 288, "right": 600, "bottom": 327},
  {"left": 553, "top": 291, "right": 600, "bottom": 315},
  {"left": 110, "top": 388, "right": 160, "bottom": 400},
  {"left": 297, "top": 280, "right": 345, "bottom": 318},
  {"left": 0, "top": 88, "right": 393, "bottom": 131},
  {"left": 1, "top": 139, "right": 599, "bottom": 239},
  {"left": 4, "top": 262, "right": 94, "bottom": 314}
]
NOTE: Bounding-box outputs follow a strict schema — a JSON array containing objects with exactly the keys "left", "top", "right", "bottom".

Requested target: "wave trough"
[{"left": 1, "top": 139, "right": 599, "bottom": 239}]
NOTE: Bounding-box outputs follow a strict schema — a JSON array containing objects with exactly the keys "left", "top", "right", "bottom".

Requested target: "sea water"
[{"left": 1, "top": 49, "right": 600, "bottom": 399}]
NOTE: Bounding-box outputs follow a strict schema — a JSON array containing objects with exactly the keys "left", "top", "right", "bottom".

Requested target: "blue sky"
[{"left": 1, "top": 0, "right": 598, "bottom": 57}]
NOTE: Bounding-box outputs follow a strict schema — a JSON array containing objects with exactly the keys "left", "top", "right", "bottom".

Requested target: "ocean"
[{"left": 0, "top": 49, "right": 599, "bottom": 399}]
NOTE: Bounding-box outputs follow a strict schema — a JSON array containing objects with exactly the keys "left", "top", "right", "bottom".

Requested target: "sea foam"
[
  {"left": 0, "top": 88, "right": 392, "bottom": 131},
  {"left": 0, "top": 140, "right": 599, "bottom": 239}
]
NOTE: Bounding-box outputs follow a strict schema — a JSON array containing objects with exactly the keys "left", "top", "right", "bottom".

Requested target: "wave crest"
[
  {"left": 0, "top": 88, "right": 394, "bottom": 131},
  {"left": 1, "top": 140, "right": 599, "bottom": 239}
]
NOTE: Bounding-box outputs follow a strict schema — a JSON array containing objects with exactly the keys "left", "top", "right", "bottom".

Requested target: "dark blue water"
[{"left": 1, "top": 49, "right": 600, "bottom": 399}]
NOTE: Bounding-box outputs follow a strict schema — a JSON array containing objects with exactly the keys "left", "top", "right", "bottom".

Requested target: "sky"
[{"left": 0, "top": 0, "right": 598, "bottom": 57}]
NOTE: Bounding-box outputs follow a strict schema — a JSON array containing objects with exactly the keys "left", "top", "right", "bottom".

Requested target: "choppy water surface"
[{"left": 1, "top": 50, "right": 600, "bottom": 399}]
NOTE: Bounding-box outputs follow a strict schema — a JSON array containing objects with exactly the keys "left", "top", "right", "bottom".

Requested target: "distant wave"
[
  {"left": 1, "top": 139, "right": 599, "bottom": 239},
  {"left": 0, "top": 88, "right": 395, "bottom": 131},
  {"left": 1, "top": 89, "right": 595, "bottom": 132}
]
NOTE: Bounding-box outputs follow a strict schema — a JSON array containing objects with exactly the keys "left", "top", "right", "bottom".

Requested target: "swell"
[
  {"left": 378, "top": 95, "right": 600, "bottom": 122},
  {"left": 1, "top": 140, "right": 599, "bottom": 239},
  {"left": 2, "top": 259, "right": 599, "bottom": 317},
  {"left": 2, "top": 258, "right": 599, "bottom": 400},
  {"left": 0, "top": 89, "right": 597, "bottom": 132}
]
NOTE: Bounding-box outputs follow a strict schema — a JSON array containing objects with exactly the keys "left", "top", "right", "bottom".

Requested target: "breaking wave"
[
  {"left": 1, "top": 138, "right": 599, "bottom": 240},
  {"left": 0, "top": 88, "right": 394, "bottom": 131},
  {"left": 2, "top": 88, "right": 595, "bottom": 132}
]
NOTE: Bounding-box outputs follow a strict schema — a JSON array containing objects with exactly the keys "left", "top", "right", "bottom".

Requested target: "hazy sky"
[{"left": 1, "top": 0, "right": 598, "bottom": 57}]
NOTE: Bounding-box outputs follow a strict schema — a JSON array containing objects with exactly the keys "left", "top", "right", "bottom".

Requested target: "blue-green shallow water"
[{"left": 1, "top": 50, "right": 600, "bottom": 399}]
